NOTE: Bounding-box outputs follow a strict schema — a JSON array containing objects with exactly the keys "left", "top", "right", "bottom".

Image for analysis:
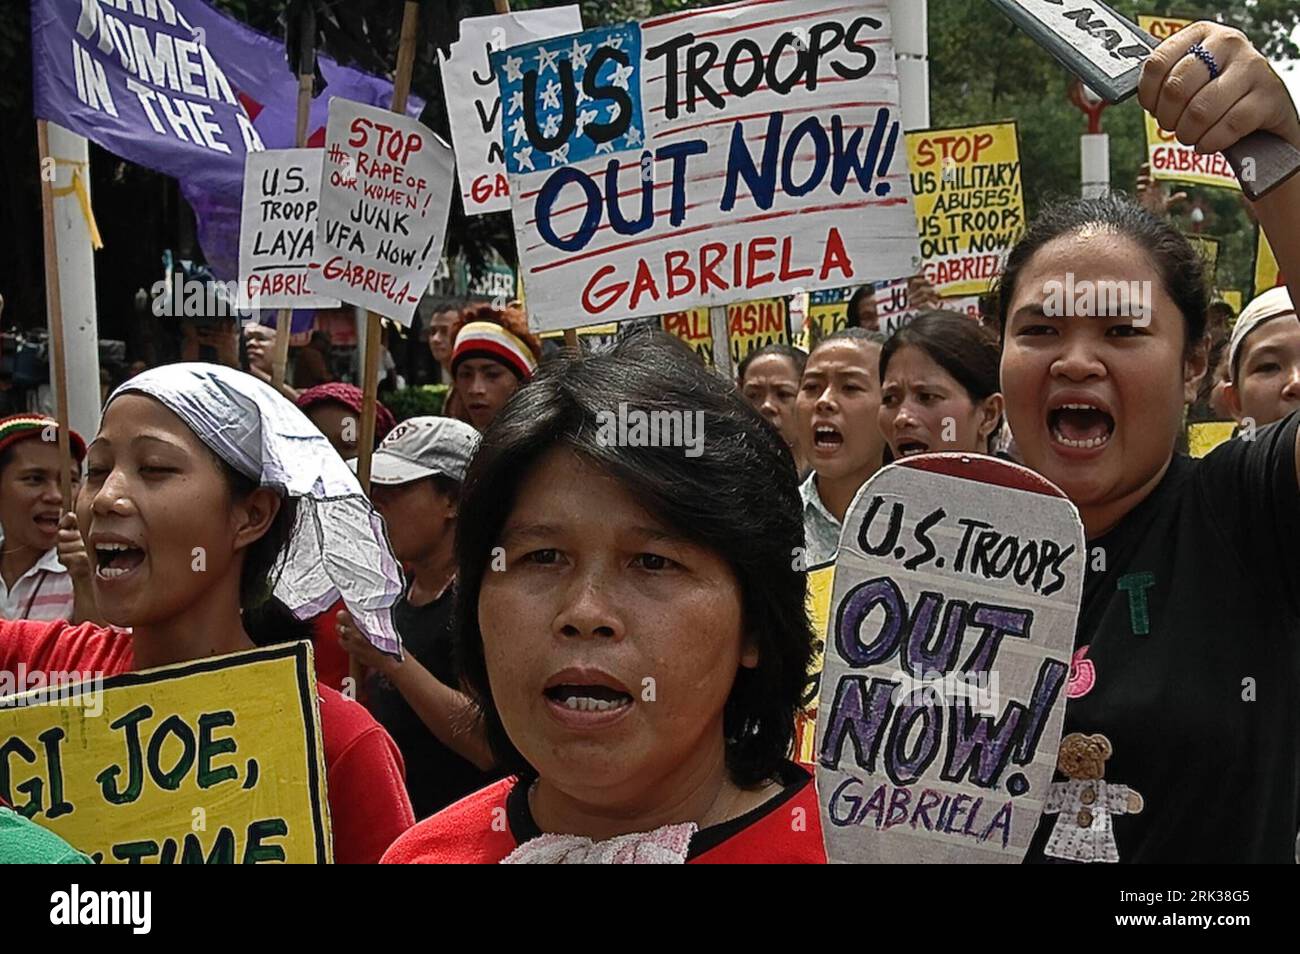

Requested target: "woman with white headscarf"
[{"left": 0, "top": 364, "right": 415, "bottom": 863}]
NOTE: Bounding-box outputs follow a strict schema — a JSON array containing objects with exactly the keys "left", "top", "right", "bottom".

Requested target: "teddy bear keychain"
[{"left": 1042, "top": 733, "right": 1144, "bottom": 863}]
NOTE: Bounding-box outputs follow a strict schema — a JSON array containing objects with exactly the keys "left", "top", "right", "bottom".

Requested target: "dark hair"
[
  {"left": 993, "top": 194, "right": 1209, "bottom": 352},
  {"left": 220, "top": 464, "right": 300, "bottom": 611},
  {"left": 811, "top": 326, "right": 887, "bottom": 354},
  {"left": 880, "top": 312, "right": 1003, "bottom": 453},
  {"left": 846, "top": 284, "right": 877, "bottom": 326},
  {"left": 736, "top": 343, "right": 807, "bottom": 386},
  {"left": 453, "top": 331, "right": 814, "bottom": 789}
]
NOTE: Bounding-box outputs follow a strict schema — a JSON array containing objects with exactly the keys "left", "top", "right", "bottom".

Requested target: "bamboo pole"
[{"left": 36, "top": 119, "right": 74, "bottom": 513}]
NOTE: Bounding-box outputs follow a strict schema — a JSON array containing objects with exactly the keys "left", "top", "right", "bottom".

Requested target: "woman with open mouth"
[
  {"left": 0, "top": 364, "right": 416, "bottom": 863},
  {"left": 382, "top": 333, "right": 821, "bottom": 864},
  {"left": 795, "top": 328, "right": 890, "bottom": 568},
  {"left": 738, "top": 343, "right": 809, "bottom": 477},
  {"left": 878, "top": 311, "right": 1004, "bottom": 459},
  {"left": 998, "top": 22, "right": 1300, "bottom": 863}
]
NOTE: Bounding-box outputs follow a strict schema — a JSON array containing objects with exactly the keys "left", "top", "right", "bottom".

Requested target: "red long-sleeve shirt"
[{"left": 0, "top": 619, "right": 414, "bottom": 863}]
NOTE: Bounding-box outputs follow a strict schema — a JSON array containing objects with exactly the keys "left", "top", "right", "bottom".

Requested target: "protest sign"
[
  {"left": 495, "top": 0, "right": 921, "bottom": 332},
  {"left": 0, "top": 643, "right": 331, "bottom": 864},
  {"left": 1255, "top": 229, "right": 1282, "bottom": 294},
  {"left": 816, "top": 454, "right": 1084, "bottom": 863},
  {"left": 441, "top": 7, "right": 584, "bottom": 215},
  {"left": 795, "top": 564, "right": 835, "bottom": 764},
  {"left": 1138, "top": 16, "right": 1239, "bottom": 192},
  {"left": 663, "top": 297, "right": 790, "bottom": 367},
  {"left": 907, "top": 123, "right": 1024, "bottom": 297},
  {"left": 942, "top": 295, "right": 984, "bottom": 321},
  {"left": 807, "top": 287, "right": 852, "bottom": 341},
  {"left": 238, "top": 149, "right": 339, "bottom": 309},
  {"left": 316, "top": 98, "right": 455, "bottom": 326}
]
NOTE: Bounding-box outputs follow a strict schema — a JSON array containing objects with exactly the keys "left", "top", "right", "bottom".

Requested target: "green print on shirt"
[{"left": 1117, "top": 572, "right": 1156, "bottom": 636}]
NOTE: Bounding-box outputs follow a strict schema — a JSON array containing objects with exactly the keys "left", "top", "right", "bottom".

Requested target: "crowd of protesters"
[{"left": 2, "top": 21, "right": 1300, "bottom": 864}]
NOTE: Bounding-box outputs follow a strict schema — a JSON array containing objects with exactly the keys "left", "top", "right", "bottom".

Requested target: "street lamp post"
[{"left": 1069, "top": 79, "right": 1111, "bottom": 198}]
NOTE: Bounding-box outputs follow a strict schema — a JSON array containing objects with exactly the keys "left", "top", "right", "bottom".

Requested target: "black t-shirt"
[
  {"left": 1025, "top": 411, "right": 1300, "bottom": 863},
  {"left": 366, "top": 584, "right": 500, "bottom": 820}
]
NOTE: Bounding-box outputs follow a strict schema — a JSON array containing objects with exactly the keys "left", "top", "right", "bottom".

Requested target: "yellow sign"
[
  {"left": 1139, "top": 16, "right": 1240, "bottom": 191},
  {"left": 1217, "top": 290, "right": 1243, "bottom": 315},
  {"left": 539, "top": 322, "right": 619, "bottom": 340},
  {"left": 1188, "top": 422, "right": 1237, "bottom": 459},
  {"left": 795, "top": 564, "right": 835, "bottom": 764},
  {"left": 1255, "top": 229, "right": 1281, "bottom": 296},
  {"left": 906, "top": 122, "right": 1025, "bottom": 297},
  {"left": 0, "top": 643, "right": 332, "bottom": 864},
  {"left": 662, "top": 298, "right": 790, "bottom": 368}
]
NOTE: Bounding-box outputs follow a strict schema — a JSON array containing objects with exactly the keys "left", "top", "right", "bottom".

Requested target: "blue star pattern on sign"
[{"left": 493, "top": 24, "right": 644, "bottom": 176}]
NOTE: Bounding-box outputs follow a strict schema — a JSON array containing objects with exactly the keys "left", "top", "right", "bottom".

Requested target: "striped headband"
[
  {"left": 0, "top": 414, "right": 87, "bottom": 462},
  {"left": 451, "top": 321, "right": 538, "bottom": 381}
]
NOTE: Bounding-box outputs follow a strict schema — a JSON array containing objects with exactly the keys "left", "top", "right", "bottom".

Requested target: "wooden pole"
[
  {"left": 272, "top": 9, "right": 318, "bottom": 389},
  {"left": 709, "top": 305, "right": 732, "bottom": 379},
  {"left": 356, "top": 0, "right": 421, "bottom": 494},
  {"left": 351, "top": 0, "right": 421, "bottom": 694},
  {"left": 36, "top": 120, "right": 74, "bottom": 513}
]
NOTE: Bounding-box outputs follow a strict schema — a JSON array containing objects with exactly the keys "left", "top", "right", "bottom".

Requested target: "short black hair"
[
  {"left": 736, "top": 343, "right": 808, "bottom": 385},
  {"left": 811, "top": 326, "right": 887, "bottom": 355},
  {"left": 453, "top": 330, "right": 814, "bottom": 788},
  {"left": 993, "top": 193, "right": 1209, "bottom": 352}
]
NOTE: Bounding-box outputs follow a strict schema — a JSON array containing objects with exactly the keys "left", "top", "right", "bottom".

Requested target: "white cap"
[
  {"left": 351, "top": 416, "right": 480, "bottom": 485},
  {"left": 1228, "top": 287, "right": 1296, "bottom": 383}
]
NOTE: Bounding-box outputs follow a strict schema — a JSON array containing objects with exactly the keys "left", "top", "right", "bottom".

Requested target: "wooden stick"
[
  {"left": 563, "top": 327, "right": 580, "bottom": 354},
  {"left": 493, "top": 0, "right": 511, "bottom": 13},
  {"left": 352, "top": 0, "right": 421, "bottom": 695},
  {"left": 272, "top": 28, "right": 319, "bottom": 389},
  {"left": 356, "top": 0, "right": 420, "bottom": 494},
  {"left": 36, "top": 119, "right": 74, "bottom": 513},
  {"left": 709, "top": 305, "right": 732, "bottom": 379}
]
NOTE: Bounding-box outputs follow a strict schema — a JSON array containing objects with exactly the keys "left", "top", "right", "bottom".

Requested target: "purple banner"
[{"left": 31, "top": 0, "right": 423, "bottom": 280}]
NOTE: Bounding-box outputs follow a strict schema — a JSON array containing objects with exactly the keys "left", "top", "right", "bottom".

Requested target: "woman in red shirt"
[
  {"left": 383, "top": 333, "right": 824, "bottom": 864},
  {"left": 0, "top": 363, "right": 414, "bottom": 863}
]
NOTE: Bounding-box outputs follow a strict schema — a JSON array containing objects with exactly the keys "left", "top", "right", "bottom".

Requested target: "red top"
[
  {"left": 0, "top": 619, "right": 415, "bottom": 864},
  {"left": 310, "top": 599, "right": 350, "bottom": 693},
  {"left": 382, "top": 763, "right": 826, "bottom": 864}
]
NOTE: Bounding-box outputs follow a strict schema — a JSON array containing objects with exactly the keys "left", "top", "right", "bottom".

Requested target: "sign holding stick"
[
  {"left": 0, "top": 643, "right": 332, "bottom": 864},
  {"left": 496, "top": 0, "right": 921, "bottom": 333},
  {"left": 987, "top": 0, "right": 1300, "bottom": 200},
  {"left": 36, "top": 119, "right": 74, "bottom": 513},
  {"left": 816, "top": 454, "right": 1084, "bottom": 863},
  {"left": 440, "top": 5, "right": 583, "bottom": 216}
]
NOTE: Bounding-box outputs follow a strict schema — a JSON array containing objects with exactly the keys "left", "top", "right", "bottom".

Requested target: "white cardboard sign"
[
  {"left": 315, "top": 98, "right": 455, "bottom": 326},
  {"left": 815, "top": 455, "right": 1084, "bottom": 863},
  {"left": 440, "top": 6, "right": 584, "bottom": 216},
  {"left": 238, "top": 149, "right": 340, "bottom": 309},
  {"left": 495, "top": 0, "right": 921, "bottom": 333}
]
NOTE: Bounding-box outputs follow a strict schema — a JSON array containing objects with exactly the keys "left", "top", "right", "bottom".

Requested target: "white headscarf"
[{"left": 108, "top": 363, "right": 403, "bottom": 657}]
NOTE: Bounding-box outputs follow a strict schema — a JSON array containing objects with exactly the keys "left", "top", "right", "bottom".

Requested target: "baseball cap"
[
  {"left": 1228, "top": 287, "right": 1296, "bottom": 383},
  {"left": 354, "top": 416, "right": 479, "bottom": 486},
  {"left": 0, "top": 415, "right": 87, "bottom": 463}
]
